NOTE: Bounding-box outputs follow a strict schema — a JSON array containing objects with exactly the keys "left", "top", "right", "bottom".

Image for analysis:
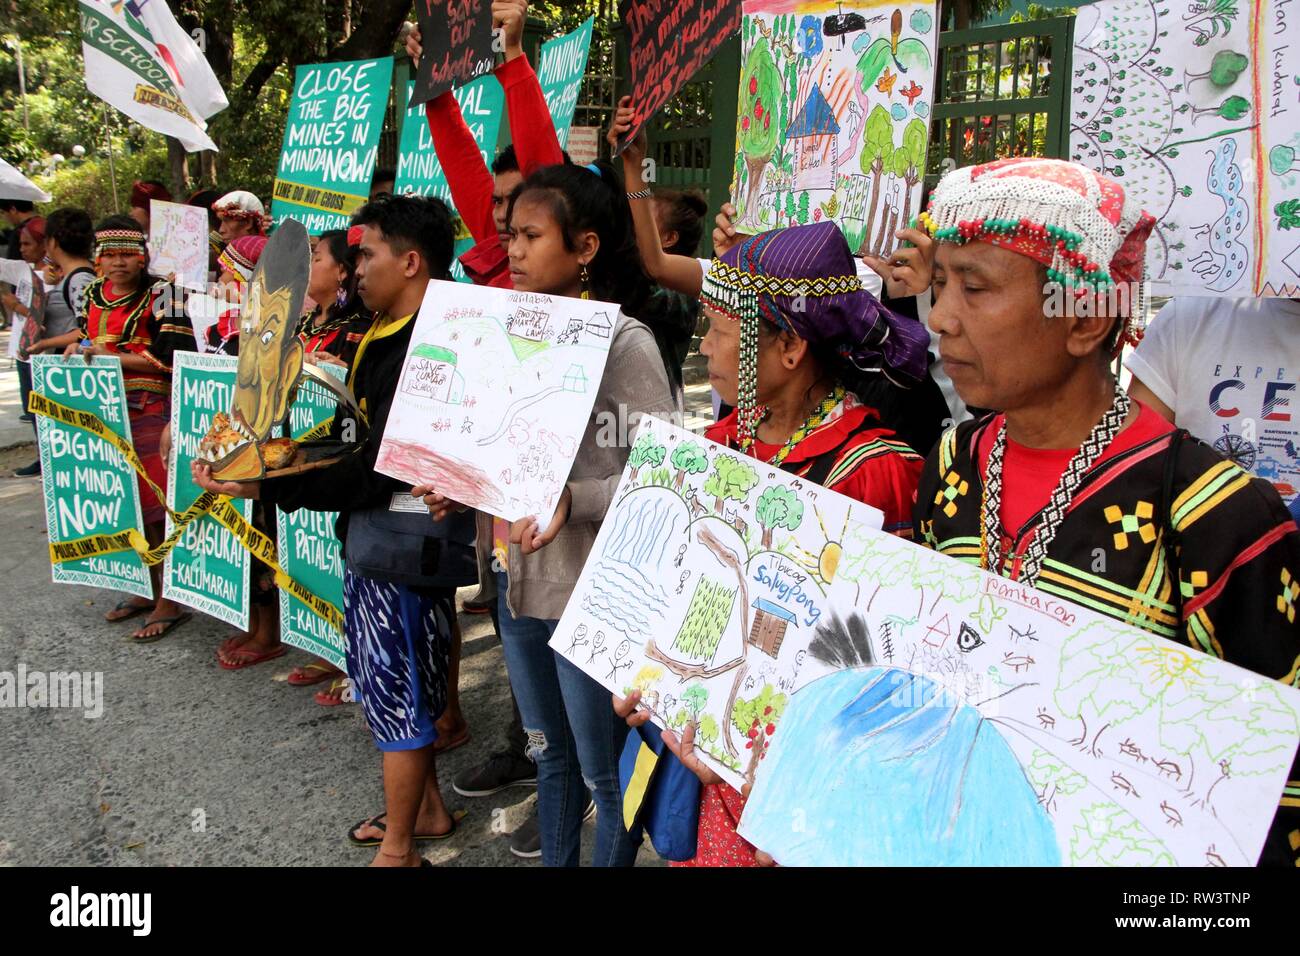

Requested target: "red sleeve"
[
  {"left": 423, "top": 91, "right": 496, "bottom": 244},
  {"left": 832, "top": 447, "right": 924, "bottom": 539},
  {"left": 496, "top": 53, "right": 564, "bottom": 175}
]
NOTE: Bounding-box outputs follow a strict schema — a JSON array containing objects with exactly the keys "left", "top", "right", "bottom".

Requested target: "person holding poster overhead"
[
  {"left": 67, "top": 215, "right": 197, "bottom": 642},
  {"left": 194, "top": 195, "right": 475, "bottom": 867},
  {"left": 405, "top": 0, "right": 566, "bottom": 288},
  {"left": 419, "top": 162, "right": 676, "bottom": 867},
  {"left": 614, "top": 220, "right": 931, "bottom": 866},
  {"left": 911, "top": 157, "right": 1300, "bottom": 867}
]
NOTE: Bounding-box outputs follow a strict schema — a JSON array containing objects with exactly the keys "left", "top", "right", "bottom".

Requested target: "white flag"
[{"left": 78, "top": 0, "right": 229, "bottom": 153}]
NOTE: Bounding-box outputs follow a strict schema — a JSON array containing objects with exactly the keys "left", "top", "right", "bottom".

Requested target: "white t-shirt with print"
[{"left": 1126, "top": 296, "right": 1300, "bottom": 506}]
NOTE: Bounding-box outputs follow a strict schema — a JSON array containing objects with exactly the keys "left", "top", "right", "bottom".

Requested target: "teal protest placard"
[
  {"left": 537, "top": 17, "right": 594, "bottom": 150},
  {"left": 394, "top": 77, "right": 505, "bottom": 281},
  {"left": 31, "top": 355, "right": 151, "bottom": 598},
  {"left": 277, "top": 364, "right": 347, "bottom": 669},
  {"left": 164, "top": 351, "right": 252, "bottom": 629},
  {"left": 271, "top": 56, "right": 395, "bottom": 234}
]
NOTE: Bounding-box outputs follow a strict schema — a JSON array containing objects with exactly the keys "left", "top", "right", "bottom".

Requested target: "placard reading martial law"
[
  {"left": 31, "top": 355, "right": 151, "bottom": 599},
  {"left": 271, "top": 57, "right": 395, "bottom": 233},
  {"left": 276, "top": 364, "right": 348, "bottom": 670},
  {"left": 375, "top": 280, "right": 618, "bottom": 526},
  {"left": 164, "top": 352, "right": 252, "bottom": 629}
]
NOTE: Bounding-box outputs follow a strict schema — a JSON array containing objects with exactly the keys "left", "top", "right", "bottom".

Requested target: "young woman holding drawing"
[
  {"left": 417, "top": 162, "right": 677, "bottom": 867},
  {"left": 613, "top": 221, "right": 932, "bottom": 866}
]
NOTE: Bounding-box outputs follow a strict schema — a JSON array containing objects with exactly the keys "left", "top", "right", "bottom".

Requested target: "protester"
[
  {"left": 206, "top": 234, "right": 267, "bottom": 355},
  {"left": 283, "top": 227, "right": 370, "bottom": 699},
  {"left": 212, "top": 190, "right": 266, "bottom": 243},
  {"left": 417, "top": 161, "right": 675, "bottom": 867},
  {"left": 910, "top": 157, "right": 1300, "bottom": 866},
  {"left": 2, "top": 217, "right": 47, "bottom": 439},
  {"left": 2, "top": 198, "right": 36, "bottom": 261},
  {"left": 128, "top": 180, "right": 172, "bottom": 233},
  {"left": 406, "top": 0, "right": 568, "bottom": 843},
  {"left": 369, "top": 168, "right": 396, "bottom": 199},
  {"left": 407, "top": 0, "right": 565, "bottom": 288},
  {"left": 614, "top": 220, "right": 931, "bottom": 866},
  {"left": 61, "top": 215, "right": 196, "bottom": 641},
  {"left": 1126, "top": 296, "right": 1300, "bottom": 520},
  {"left": 195, "top": 194, "right": 475, "bottom": 867},
  {"left": 21, "top": 209, "right": 97, "bottom": 477}
]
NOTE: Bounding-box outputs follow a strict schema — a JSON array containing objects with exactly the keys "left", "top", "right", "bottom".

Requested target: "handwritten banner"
[
  {"left": 277, "top": 365, "right": 347, "bottom": 668},
  {"left": 616, "top": 0, "right": 743, "bottom": 154},
  {"left": 164, "top": 351, "right": 252, "bottom": 629},
  {"left": 409, "top": 0, "right": 497, "bottom": 107},
  {"left": 271, "top": 57, "right": 395, "bottom": 234},
  {"left": 32, "top": 355, "right": 151, "bottom": 598}
]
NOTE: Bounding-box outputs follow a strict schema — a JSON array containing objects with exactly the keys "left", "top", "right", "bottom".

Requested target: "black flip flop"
[
  {"left": 347, "top": 809, "right": 467, "bottom": 847},
  {"left": 105, "top": 599, "right": 152, "bottom": 623}
]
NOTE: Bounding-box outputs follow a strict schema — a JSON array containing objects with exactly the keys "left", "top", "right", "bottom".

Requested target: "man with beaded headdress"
[
  {"left": 912, "top": 157, "right": 1300, "bottom": 866},
  {"left": 66, "top": 215, "right": 197, "bottom": 642}
]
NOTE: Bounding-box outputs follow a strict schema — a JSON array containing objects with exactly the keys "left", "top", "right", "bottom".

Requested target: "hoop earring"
[{"left": 579, "top": 262, "right": 591, "bottom": 300}]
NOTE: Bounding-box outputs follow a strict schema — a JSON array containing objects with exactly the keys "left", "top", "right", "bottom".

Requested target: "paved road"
[{"left": 0, "top": 351, "right": 665, "bottom": 867}]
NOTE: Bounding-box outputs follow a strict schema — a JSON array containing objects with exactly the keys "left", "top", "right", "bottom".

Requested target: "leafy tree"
[
  {"left": 627, "top": 431, "right": 666, "bottom": 481},
  {"left": 682, "top": 683, "right": 709, "bottom": 720},
  {"left": 1276, "top": 199, "right": 1300, "bottom": 231},
  {"left": 755, "top": 485, "right": 804, "bottom": 550},
  {"left": 697, "top": 714, "right": 720, "bottom": 749},
  {"left": 858, "top": 106, "right": 894, "bottom": 255},
  {"left": 670, "top": 441, "right": 708, "bottom": 490},
  {"left": 737, "top": 41, "right": 780, "bottom": 219},
  {"left": 702, "top": 455, "right": 758, "bottom": 515},
  {"left": 731, "top": 683, "right": 788, "bottom": 784},
  {"left": 893, "top": 118, "right": 928, "bottom": 230}
]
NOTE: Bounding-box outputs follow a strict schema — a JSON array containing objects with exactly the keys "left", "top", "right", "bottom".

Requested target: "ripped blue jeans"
[{"left": 494, "top": 573, "right": 637, "bottom": 867}]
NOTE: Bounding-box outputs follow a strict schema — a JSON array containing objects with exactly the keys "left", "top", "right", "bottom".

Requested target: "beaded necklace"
[
  {"left": 750, "top": 385, "right": 846, "bottom": 468},
  {"left": 980, "top": 382, "right": 1130, "bottom": 585}
]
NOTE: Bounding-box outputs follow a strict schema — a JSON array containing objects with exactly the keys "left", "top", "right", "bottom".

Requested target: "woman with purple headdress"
[{"left": 616, "top": 220, "right": 933, "bottom": 866}]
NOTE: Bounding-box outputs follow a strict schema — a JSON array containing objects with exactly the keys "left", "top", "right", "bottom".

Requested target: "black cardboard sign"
[{"left": 409, "top": 0, "right": 498, "bottom": 106}]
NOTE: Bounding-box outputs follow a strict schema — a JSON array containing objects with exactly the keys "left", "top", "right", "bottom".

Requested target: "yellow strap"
[
  {"left": 32, "top": 393, "right": 345, "bottom": 631},
  {"left": 622, "top": 740, "right": 660, "bottom": 832}
]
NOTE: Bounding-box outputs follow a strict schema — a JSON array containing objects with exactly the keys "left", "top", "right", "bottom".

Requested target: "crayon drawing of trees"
[
  {"left": 671, "top": 441, "right": 709, "bottom": 491},
  {"left": 702, "top": 455, "right": 759, "bottom": 515},
  {"left": 732, "top": 684, "right": 789, "bottom": 785},
  {"left": 859, "top": 106, "right": 895, "bottom": 255},
  {"left": 628, "top": 432, "right": 666, "bottom": 482},
  {"left": 738, "top": 40, "right": 781, "bottom": 225},
  {"left": 755, "top": 485, "right": 804, "bottom": 550}
]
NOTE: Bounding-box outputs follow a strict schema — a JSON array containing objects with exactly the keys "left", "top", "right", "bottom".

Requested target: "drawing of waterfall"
[{"left": 580, "top": 491, "right": 681, "bottom": 643}]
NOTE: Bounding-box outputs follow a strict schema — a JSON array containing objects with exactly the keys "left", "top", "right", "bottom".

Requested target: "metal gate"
[{"left": 926, "top": 17, "right": 1075, "bottom": 186}]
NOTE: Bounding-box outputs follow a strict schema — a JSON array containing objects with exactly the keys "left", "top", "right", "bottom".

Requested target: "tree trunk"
[
  {"left": 674, "top": 470, "right": 684, "bottom": 490},
  {"left": 762, "top": 527, "right": 773, "bottom": 550},
  {"left": 743, "top": 152, "right": 773, "bottom": 226},
  {"left": 858, "top": 155, "right": 885, "bottom": 255},
  {"left": 873, "top": 195, "right": 897, "bottom": 257},
  {"left": 714, "top": 495, "right": 724, "bottom": 515},
  {"left": 167, "top": 137, "right": 191, "bottom": 200}
]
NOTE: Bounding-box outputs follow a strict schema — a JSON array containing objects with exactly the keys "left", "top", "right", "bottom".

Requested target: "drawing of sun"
[
  {"left": 1135, "top": 641, "right": 1207, "bottom": 691},
  {"left": 785, "top": 505, "right": 851, "bottom": 586}
]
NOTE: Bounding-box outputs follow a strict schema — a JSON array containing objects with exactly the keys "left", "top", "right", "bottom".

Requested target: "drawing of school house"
[{"left": 787, "top": 85, "right": 840, "bottom": 192}]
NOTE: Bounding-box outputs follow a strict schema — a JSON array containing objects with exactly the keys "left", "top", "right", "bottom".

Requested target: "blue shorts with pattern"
[{"left": 343, "top": 570, "right": 455, "bottom": 752}]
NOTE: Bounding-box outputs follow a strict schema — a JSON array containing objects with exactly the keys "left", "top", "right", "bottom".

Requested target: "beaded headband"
[{"left": 94, "top": 228, "right": 146, "bottom": 260}]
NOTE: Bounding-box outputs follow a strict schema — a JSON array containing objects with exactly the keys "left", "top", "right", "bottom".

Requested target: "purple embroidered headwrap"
[{"left": 700, "top": 221, "right": 930, "bottom": 448}]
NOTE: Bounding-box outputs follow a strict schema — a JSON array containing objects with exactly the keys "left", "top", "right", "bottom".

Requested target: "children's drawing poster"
[
  {"left": 394, "top": 76, "right": 505, "bottom": 282},
  {"left": 548, "top": 415, "right": 884, "bottom": 791},
  {"left": 375, "top": 280, "right": 617, "bottom": 526},
  {"left": 1070, "top": 0, "right": 1300, "bottom": 297},
  {"left": 164, "top": 351, "right": 252, "bottom": 630},
  {"left": 730, "top": 1, "right": 939, "bottom": 257},
  {"left": 277, "top": 363, "right": 347, "bottom": 669},
  {"left": 147, "top": 199, "right": 210, "bottom": 291},
  {"left": 738, "top": 522, "right": 1300, "bottom": 866},
  {"left": 31, "top": 355, "right": 151, "bottom": 599},
  {"left": 537, "top": 17, "right": 596, "bottom": 149}
]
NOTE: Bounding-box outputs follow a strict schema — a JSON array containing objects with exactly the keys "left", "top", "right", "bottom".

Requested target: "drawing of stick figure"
[
  {"left": 606, "top": 640, "right": 632, "bottom": 682},
  {"left": 675, "top": 570, "right": 690, "bottom": 594},
  {"left": 587, "top": 631, "right": 606, "bottom": 664},
  {"left": 673, "top": 544, "right": 687, "bottom": 568},
  {"left": 566, "top": 624, "right": 589, "bottom": 656}
]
